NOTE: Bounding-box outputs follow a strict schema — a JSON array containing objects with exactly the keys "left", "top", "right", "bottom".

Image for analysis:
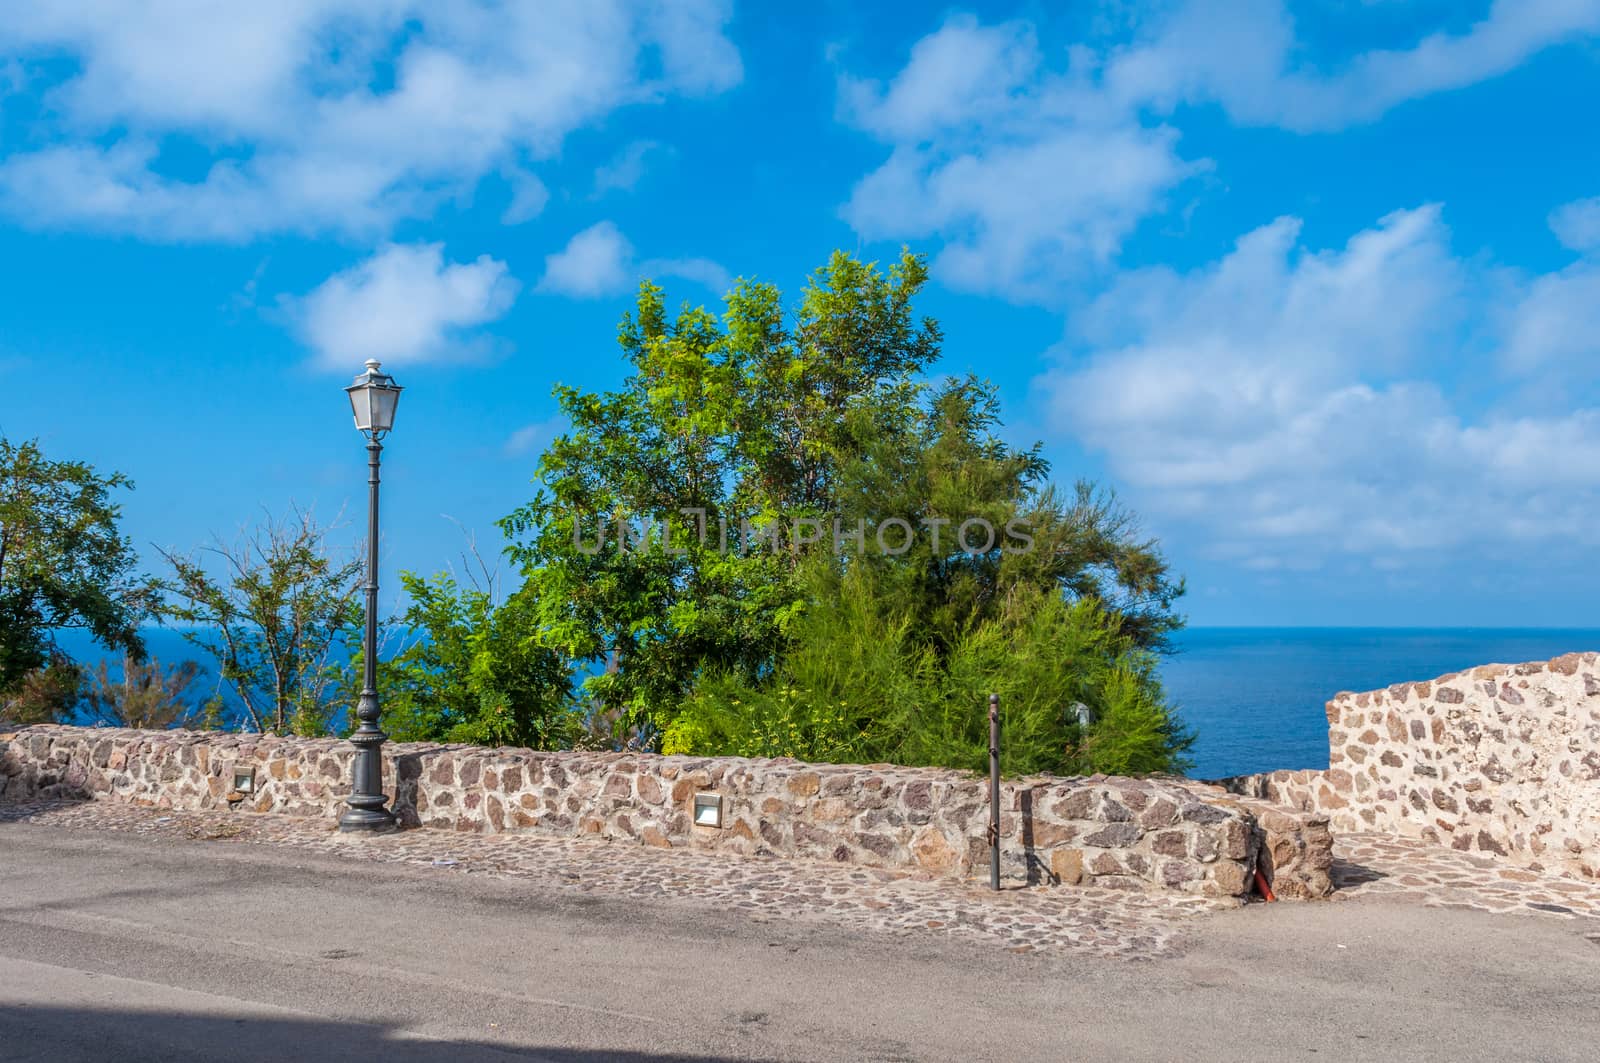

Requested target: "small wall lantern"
[
  {"left": 232, "top": 766, "right": 256, "bottom": 794},
  {"left": 692, "top": 791, "right": 724, "bottom": 829}
]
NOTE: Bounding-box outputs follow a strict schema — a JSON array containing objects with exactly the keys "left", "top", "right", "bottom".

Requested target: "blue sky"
[{"left": 2, "top": 1, "right": 1598, "bottom": 627}]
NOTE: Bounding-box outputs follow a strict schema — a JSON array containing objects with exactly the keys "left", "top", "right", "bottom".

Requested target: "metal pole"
[
  {"left": 339, "top": 437, "right": 395, "bottom": 831},
  {"left": 988, "top": 692, "right": 1000, "bottom": 891}
]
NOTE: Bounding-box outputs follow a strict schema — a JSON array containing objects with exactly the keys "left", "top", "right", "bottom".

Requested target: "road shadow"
[
  {"left": 1329, "top": 857, "right": 1388, "bottom": 889},
  {"left": 0, "top": 1005, "right": 768, "bottom": 1063}
]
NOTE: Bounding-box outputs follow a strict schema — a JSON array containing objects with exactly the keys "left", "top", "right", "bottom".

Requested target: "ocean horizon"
[
  {"left": 51, "top": 626, "right": 1600, "bottom": 780},
  {"left": 1163, "top": 627, "right": 1600, "bottom": 778}
]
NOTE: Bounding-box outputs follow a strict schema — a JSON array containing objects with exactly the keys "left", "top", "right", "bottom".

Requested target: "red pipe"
[{"left": 1253, "top": 867, "right": 1277, "bottom": 902}]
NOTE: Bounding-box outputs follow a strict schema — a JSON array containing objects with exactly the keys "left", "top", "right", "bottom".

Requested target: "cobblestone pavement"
[
  {"left": 6, "top": 801, "right": 1598, "bottom": 963},
  {"left": 0, "top": 799, "right": 1228, "bottom": 960},
  {"left": 1332, "top": 832, "right": 1600, "bottom": 921}
]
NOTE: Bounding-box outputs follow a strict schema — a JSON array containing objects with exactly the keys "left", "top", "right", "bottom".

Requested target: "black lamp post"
[{"left": 339, "top": 358, "right": 402, "bottom": 832}]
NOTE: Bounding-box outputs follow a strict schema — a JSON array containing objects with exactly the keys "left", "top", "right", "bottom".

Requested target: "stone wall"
[
  {"left": 1221, "top": 652, "right": 1600, "bottom": 879},
  {"left": 0, "top": 724, "right": 1332, "bottom": 899},
  {"left": 1197, "top": 780, "right": 1333, "bottom": 900},
  {"left": 1218, "top": 769, "right": 1327, "bottom": 817}
]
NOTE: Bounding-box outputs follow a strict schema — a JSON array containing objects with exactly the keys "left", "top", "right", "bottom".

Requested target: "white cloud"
[
  {"left": 593, "top": 140, "right": 663, "bottom": 197},
  {"left": 1503, "top": 261, "right": 1600, "bottom": 374},
  {"left": 538, "top": 222, "right": 635, "bottom": 298},
  {"left": 0, "top": 0, "right": 741, "bottom": 240},
  {"left": 1036, "top": 206, "right": 1600, "bottom": 565},
  {"left": 639, "top": 0, "right": 743, "bottom": 94},
  {"left": 1102, "top": 0, "right": 1600, "bottom": 132},
  {"left": 1494, "top": 198, "right": 1600, "bottom": 373},
  {"left": 846, "top": 130, "right": 1199, "bottom": 301},
  {"left": 838, "top": 4, "right": 1600, "bottom": 301},
  {"left": 501, "top": 167, "right": 550, "bottom": 225},
  {"left": 839, "top": 16, "right": 1201, "bottom": 302},
  {"left": 537, "top": 221, "right": 731, "bottom": 298},
  {"left": 291, "top": 243, "right": 520, "bottom": 368},
  {"left": 1550, "top": 195, "right": 1600, "bottom": 253},
  {"left": 646, "top": 256, "right": 733, "bottom": 294},
  {"left": 837, "top": 16, "right": 1040, "bottom": 143}
]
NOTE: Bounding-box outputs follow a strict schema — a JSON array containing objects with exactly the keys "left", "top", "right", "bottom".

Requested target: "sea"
[
  {"left": 52, "top": 627, "right": 1600, "bottom": 780},
  {"left": 1164, "top": 628, "right": 1600, "bottom": 778}
]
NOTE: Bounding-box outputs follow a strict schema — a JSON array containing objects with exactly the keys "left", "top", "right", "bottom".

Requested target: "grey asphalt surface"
[{"left": 1, "top": 823, "right": 1597, "bottom": 1062}]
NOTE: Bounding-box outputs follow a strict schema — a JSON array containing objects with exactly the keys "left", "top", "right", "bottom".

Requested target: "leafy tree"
[
  {"left": 502, "top": 249, "right": 1190, "bottom": 772},
  {"left": 82, "top": 653, "right": 204, "bottom": 730},
  {"left": 0, "top": 437, "right": 157, "bottom": 696},
  {"left": 160, "top": 509, "right": 362, "bottom": 735},
  {"left": 372, "top": 570, "right": 576, "bottom": 748}
]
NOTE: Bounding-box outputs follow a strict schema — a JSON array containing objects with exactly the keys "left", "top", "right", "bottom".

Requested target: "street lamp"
[{"left": 339, "top": 358, "right": 402, "bottom": 832}]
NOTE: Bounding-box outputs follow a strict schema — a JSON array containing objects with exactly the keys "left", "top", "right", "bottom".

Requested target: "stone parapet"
[
  {"left": 0, "top": 725, "right": 1330, "bottom": 899},
  {"left": 1321, "top": 653, "right": 1600, "bottom": 876},
  {"left": 1219, "top": 652, "right": 1600, "bottom": 879},
  {"left": 1189, "top": 781, "right": 1333, "bottom": 900},
  {"left": 1212, "top": 768, "right": 1326, "bottom": 815}
]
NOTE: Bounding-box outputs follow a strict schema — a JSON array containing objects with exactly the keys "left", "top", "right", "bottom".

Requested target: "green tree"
[
  {"left": 0, "top": 437, "right": 156, "bottom": 697},
  {"left": 372, "top": 570, "right": 576, "bottom": 748},
  {"left": 160, "top": 509, "right": 362, "bottom": 735},
  {"left": 502, "top": 250, "right": 1190, "bottom": 771}
]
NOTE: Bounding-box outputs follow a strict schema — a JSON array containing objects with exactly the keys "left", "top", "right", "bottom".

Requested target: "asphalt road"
[{"left": 1, "top": 823, "right": 1597, "bottom": 1062}]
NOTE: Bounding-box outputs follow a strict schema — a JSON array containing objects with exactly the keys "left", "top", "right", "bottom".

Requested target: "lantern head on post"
[{"left": 345, "top": 358, "right": 402, "bottom": 439}]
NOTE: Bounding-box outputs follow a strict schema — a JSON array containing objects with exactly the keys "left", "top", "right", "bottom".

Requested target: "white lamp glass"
[
  {"left": 345, "top": 358, "right": 403, "bottom": 437},
  {"left": 369, "top": 386, "right": 400, "bottom": 432},
  {"left": 348, "top": 388, "right": 371, "bottom": 432}
]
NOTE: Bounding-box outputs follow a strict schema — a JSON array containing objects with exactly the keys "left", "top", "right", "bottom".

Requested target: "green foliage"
[
  {"left": 664, "top": 564, "right": 1192, "bottom": 776},
  {"left": 500, "top": 248, "right": 1190, "bottom": 772},
  {"left": 0, "top": 436, "right": 157, "bottom": 697},
  {"left": 198, "top": 694, "right": 227, "bottom": 732},
  {"left": 834, "top": 375, "right": 1185, "bottom": 655},
  {"left": 371, "top": 571, "right": 577, "bottom": 749},
  {"left": 160, "top": 509, "right": 361, "bottom": 735},
  {"left": 1, "top": 651, "right": 86, "bottom": 725},
  {"left": 83, "top": 653, "right": 205, "bottom": 730}
]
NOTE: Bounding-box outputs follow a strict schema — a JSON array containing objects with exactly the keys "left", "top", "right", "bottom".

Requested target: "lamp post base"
[
  {"left": 341, "top": 719, "right": 394, "bottom": 832},
  {"left": 338, "top": 803, "right": 398, "bottom": 833}
]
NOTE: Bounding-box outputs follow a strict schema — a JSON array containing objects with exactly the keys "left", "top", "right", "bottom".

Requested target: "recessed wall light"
[
  {"left": 233, "top": 767, "right": 256, "bottom": 794},
  {"left": 693, "top": 791, "right": 723, "bottom": 828}
]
